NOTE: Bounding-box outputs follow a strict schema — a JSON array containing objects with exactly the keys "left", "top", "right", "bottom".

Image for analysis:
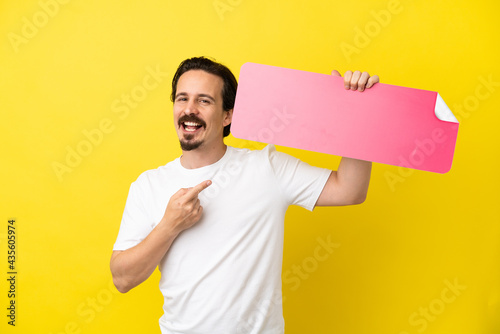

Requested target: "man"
[{"left": 110, "top": 57, "right": 379, "bottom": 333}]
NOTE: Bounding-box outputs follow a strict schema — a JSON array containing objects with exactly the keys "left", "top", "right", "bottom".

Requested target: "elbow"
[
  {"left": 110, "top": 263, "right": 134, "bottom": 293},
  {"left": 112, "top": 276, "right": 133, "bottom": 294},
  {"left": 110, "top": 252, "right": 134, "bottom": 293},
  {"left": 350, "top": 192, "right": 367, "bottom": 205}
]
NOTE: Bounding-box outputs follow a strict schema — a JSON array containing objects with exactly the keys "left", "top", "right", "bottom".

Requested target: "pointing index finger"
[{"left": 187, "top": 180, "right": 212, "bottom": 198}]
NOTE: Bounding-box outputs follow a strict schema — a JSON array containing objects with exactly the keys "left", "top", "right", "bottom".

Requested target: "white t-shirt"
[{"left": 113, "top": 145, "right": 331, "bottom": 334}]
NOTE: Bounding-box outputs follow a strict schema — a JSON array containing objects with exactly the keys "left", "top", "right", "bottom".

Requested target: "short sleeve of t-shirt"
[
  {"left": 264, "top": 145, "right": 332, "bottom": 211},
  {"left": 113, "top": 146, "right": 332, "bottom": 251},
  {"left": 113, "top": 178, "right": 154, "bottom": 251}
]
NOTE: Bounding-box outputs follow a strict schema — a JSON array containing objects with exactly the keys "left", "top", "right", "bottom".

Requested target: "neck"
[{"left": 180, "top": 141, "right": 227, "bottom": 169}]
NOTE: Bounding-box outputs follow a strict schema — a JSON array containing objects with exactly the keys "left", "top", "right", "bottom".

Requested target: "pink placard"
[{"left": 231, "top": 62, "right": 459, "bottom": 173}]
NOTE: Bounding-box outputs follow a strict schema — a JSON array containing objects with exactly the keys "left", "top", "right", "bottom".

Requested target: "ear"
[{"left": 223, "top": 109, "right": 233, "bottom": 127}]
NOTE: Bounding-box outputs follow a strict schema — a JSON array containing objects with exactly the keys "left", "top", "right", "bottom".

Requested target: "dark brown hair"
[{"left": 171, "top": 57, "right": 238, "bottom": 137}]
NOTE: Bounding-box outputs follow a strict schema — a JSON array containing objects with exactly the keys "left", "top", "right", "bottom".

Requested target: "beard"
[
  {"left": 179, "top": 134, "right": 203, "bottom": 151},
  {"left": 178, "top": 114, "right": 206, "bottom": 151}
]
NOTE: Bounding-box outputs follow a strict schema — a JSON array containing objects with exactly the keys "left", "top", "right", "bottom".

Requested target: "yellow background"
[{"left": 1, "top": 0, "right": 499, "bottom": 333}]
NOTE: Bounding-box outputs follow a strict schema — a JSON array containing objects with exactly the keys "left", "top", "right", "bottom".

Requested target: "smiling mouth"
[
  {"left": 179, "top": 115, "right": 206, "bottom": 133},
  {"left": 182, "top": 121, "right": 203, "bottom": 132}
]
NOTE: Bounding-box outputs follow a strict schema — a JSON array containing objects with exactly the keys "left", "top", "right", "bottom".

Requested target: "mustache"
[{"left": 178, "top": 114, "right": 207, "bottom": 128}]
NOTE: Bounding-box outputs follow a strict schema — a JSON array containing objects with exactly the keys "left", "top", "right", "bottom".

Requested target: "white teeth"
[{"left": 184, "top": 122, "right": 200, "bottom": 127}]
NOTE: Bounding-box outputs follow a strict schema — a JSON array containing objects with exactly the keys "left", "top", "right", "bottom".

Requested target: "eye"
[
  {"left": 176, "top": 97, "right": 187, "bottom": 102},
  {"left": 199, "top": 98, "right": 211, "bottom": 104}
]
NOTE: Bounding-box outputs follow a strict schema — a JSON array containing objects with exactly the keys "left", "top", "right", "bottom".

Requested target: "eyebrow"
[{"left": 175, "top": 92, "right": 216, "bottom": 103}]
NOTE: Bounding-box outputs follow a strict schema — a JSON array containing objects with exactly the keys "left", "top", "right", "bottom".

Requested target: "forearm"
[
  {"left": 336, "top": 157, "right": 372, "bottom": 203},
  {"left": 110, "top": 219, "right": 179, "bottom": 293},
  {"left": 111, "top": 180, "right": 210, "bottom": 293}
]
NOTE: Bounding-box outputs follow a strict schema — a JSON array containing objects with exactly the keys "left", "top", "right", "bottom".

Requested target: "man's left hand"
[{"left": 332, "top": 70, "right": 379, "bottom": 92}]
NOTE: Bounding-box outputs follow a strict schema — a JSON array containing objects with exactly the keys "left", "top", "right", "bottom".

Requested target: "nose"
[{"left": 183, "top": 99, "right": 199, "bottom": 116}]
